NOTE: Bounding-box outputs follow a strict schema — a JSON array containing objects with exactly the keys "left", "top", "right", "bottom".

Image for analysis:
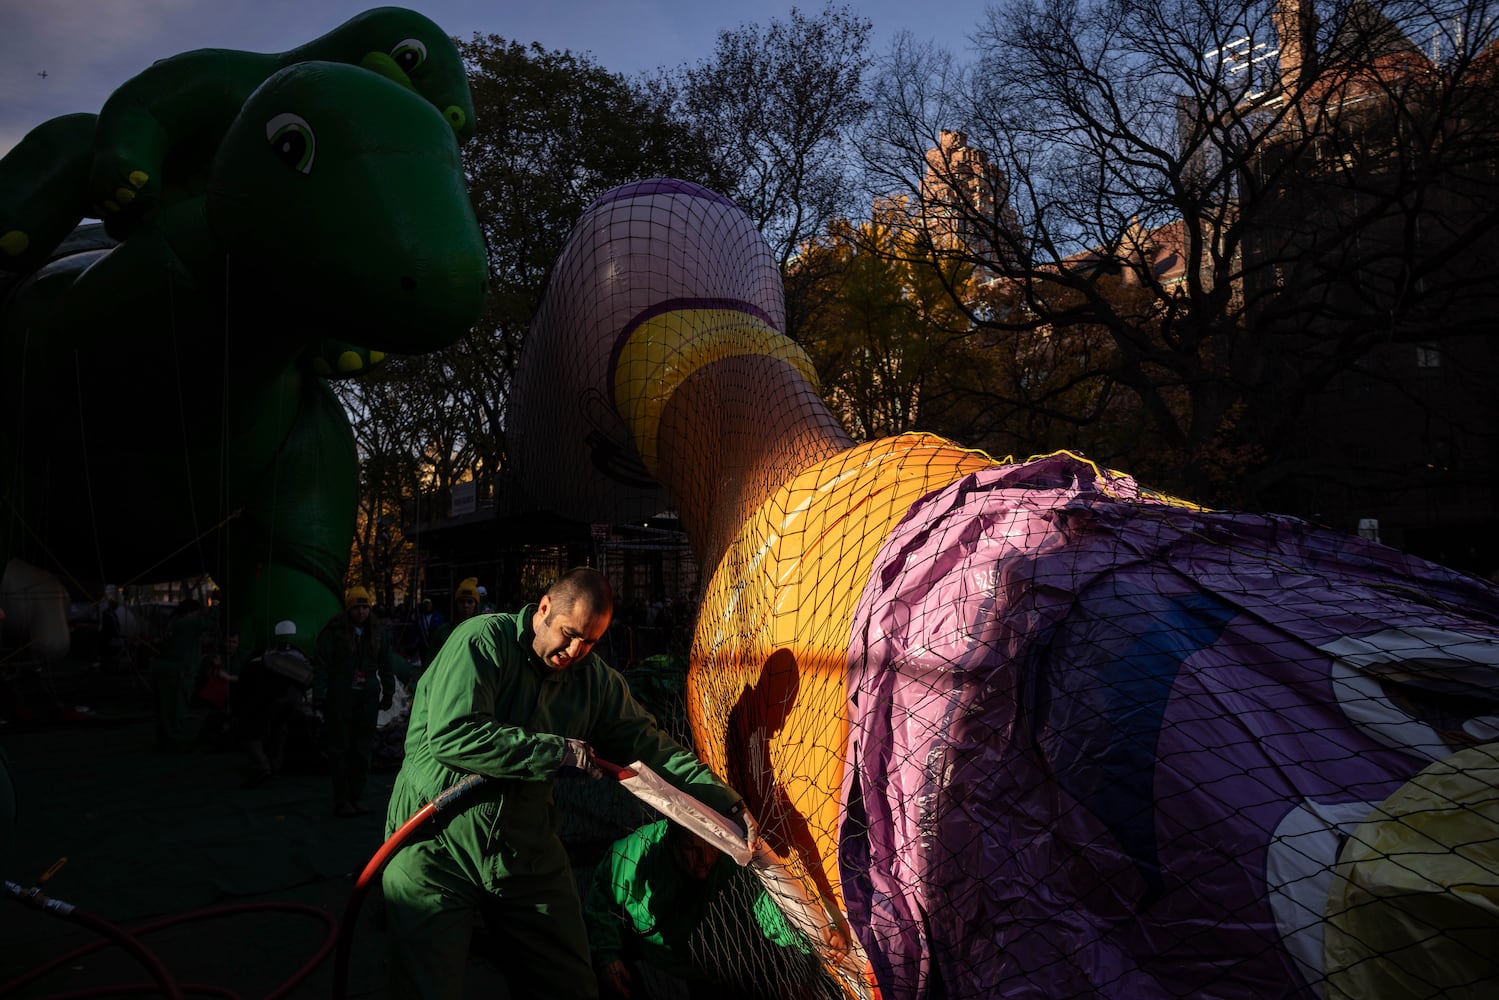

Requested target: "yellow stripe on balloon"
[{"left": 613, "top": 308, "right": 819, "bottom": 477}]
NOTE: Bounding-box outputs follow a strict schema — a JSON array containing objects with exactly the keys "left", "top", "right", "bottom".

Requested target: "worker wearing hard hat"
[
  {"left": 314, "top": 586, "right": 411, "bottom": 816},
  {"left": 424, "top": 577, "right": 482, "bottom": 666}
]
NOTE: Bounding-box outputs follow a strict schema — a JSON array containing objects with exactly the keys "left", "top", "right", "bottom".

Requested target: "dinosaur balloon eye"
[
  {"left": 265, "top": 113, "right": 316, "bottom": 174},
  {"left": 390, "top": 38, "right": 428, "bottom": 73}
]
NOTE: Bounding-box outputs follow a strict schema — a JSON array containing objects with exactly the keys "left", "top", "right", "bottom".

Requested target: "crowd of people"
[{"left": 123, "top": 586, "right": 414, "bottom": 817}]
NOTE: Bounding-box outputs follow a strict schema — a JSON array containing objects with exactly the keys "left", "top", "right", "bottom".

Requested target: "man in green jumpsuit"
[
  {"left": 381, "top": 567, "right": 755, "bottom": 999},
  {"left": 585, "top": 819, "right": 808, "bottom": 999}
]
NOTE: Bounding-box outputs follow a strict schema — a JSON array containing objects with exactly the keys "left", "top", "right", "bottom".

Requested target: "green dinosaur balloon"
[
  {"left": 0, "top": 6, "right": 475, "bottom": 272},
  {"left": 0, "top": 59, "right": 488, "bottom": 657}
]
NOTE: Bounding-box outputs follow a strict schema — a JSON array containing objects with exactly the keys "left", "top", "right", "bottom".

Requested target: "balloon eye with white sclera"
[
  {"left": 265, "top": 113, "right": 316, "bottom": 174},
  {"left": 390, "top": 38, "right": 428, "bottom": 74}
]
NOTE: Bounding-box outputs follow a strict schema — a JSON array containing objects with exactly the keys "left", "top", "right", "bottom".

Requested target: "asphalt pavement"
[{"left": 0, "top": 656, "right": 521, "bottom": 999}]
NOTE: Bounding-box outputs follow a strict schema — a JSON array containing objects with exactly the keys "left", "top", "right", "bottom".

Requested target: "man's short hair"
[{"left": 546, "top": 567, "right": 613, "bottom": 618}]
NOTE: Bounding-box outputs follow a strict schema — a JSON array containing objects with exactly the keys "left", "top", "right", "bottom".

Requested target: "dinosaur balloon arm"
[
  {"left": 0, "top": 114, "right": 97, "bottom": 273},
  {"left": 89, "top": 56, "right": 274, "bottom": 231}
]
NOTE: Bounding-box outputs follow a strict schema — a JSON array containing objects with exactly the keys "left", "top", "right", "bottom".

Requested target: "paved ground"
[{"left": 0, "top": 658, "right": 521, "bottom": 999}]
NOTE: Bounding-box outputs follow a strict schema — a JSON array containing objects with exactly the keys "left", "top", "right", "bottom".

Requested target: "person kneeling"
[{"left": 586, "top": 819, "right": 815, "bottom": 1000}]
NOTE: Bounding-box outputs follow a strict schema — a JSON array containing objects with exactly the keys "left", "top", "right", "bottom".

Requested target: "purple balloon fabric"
[{"left": 839, "top": 452, "right": 1499, "bottom": 999}]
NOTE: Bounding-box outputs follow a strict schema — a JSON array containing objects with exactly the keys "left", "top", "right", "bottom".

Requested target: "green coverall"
[
  {"left": 584, "top": 819, "right": 805, "bottom": 991},
  {"left": 382, "top": 607, "right": 743, "bottom": 1000}
]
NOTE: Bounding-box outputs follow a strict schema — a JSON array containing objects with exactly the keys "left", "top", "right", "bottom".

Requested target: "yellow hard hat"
[
  {"left": 456, "top": 578, "right": 480, "bottom": 602},
  {"left": 345, "top": 586, "right": 373, "bottom": 609}
]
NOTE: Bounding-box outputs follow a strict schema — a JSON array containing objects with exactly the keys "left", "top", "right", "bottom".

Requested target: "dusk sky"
[{"left": 0, "top": 0, "right": 1000, "bottom": 156}]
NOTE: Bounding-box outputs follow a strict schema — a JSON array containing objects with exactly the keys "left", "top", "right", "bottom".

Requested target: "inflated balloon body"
[
  {"left": 0, "top": 57, "right": 487, "bottom": 659},
  {"left": 0, "top": 5, "right": 475, "bottom": 273},
  {"left": 512, "top": 179, "right": 1499, "bottom": 999}
]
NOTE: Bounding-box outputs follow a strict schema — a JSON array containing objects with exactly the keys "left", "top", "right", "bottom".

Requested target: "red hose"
[
  {"left": 6, "top": 774, "right": 487, "bottom": 1000},
  {"left": 0, "top": 896, "right": 185, "bottom": 999},
  {"left": 330, "top": 772, "right": 489, "bottom": 998},
  {"left": 1, "top": 884, "right": 335, "bottom": 998}
]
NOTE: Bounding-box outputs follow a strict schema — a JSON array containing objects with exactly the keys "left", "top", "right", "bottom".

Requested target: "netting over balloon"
[{"left": 513, "top": 178, "right": 1499, "bottom": 999}]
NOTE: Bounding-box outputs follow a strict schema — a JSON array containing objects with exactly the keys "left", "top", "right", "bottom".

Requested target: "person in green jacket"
[
  {"left": 381, "top": 567, "right": 757, "bottom": 1000},
  {"left": 314, "top": 586, "right": 407, "bottom": 817},
  {"left": 585, "top": 819, "right": 808, "bottom": 999}
]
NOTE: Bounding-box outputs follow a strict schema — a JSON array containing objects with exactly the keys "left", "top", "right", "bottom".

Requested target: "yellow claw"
[
  {"left": 368, "top": 350, "right": 385, "bottom": 364},
  {"left": 0, "top": 230, "right": 30, "bottom": 256},
  {"left": 128, "top": 170, "right": 149, "bottom": 189},
  {"left": 101, "top": 200, "right": 120, "bottom": 214},
  {"left": 337, "top": 350, "right": 364, "bottom": 372},
  {"left": 310, "top": 356, "right": 333, "bottom": 376},
  {"left": 115, "top": 187, "right": 136, "bottom": 204}
]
